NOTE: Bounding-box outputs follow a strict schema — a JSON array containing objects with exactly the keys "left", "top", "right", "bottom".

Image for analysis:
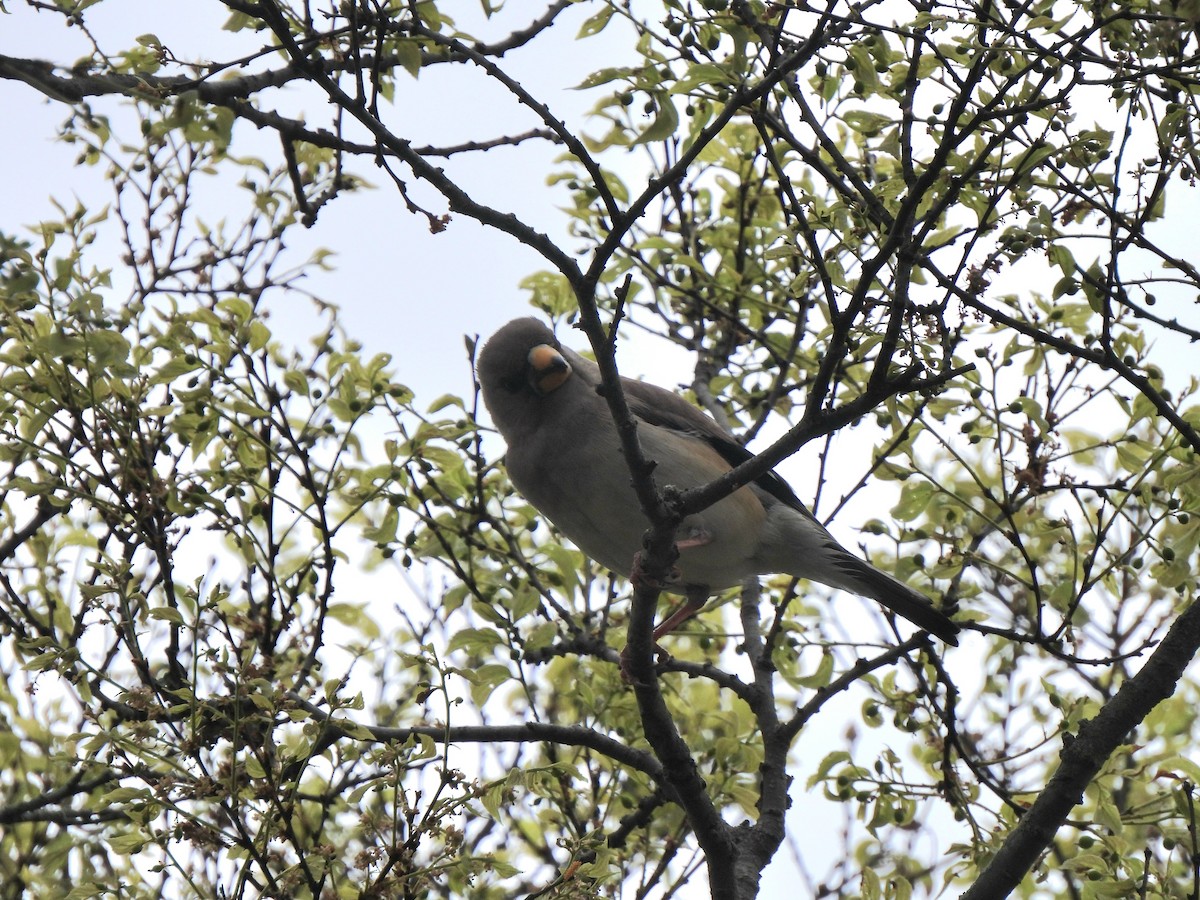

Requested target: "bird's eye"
[{"left": 500, "top": 374, "right": 526, "bottom": 394}]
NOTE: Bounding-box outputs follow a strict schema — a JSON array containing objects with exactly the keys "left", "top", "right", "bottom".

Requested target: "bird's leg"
[
  {"left": 650, "top": 586, "right": 710, "bottom": 643},
  {"left": 619, "top": 585, "right": 711, "bottom": 682},
  {"left": 649, "top": 527, "right": 714, "bottom": 641},
  {"left": 674, "top": 524, "right": 713, "bottom": 553},
  {"left": 621, "top": 526, "right": 714, "bottom": 681}
]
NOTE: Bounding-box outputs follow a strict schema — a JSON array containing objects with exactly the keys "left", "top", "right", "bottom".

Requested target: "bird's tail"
[
  {"left": 767, "top": 507, "right": 960, "bottom": 645},
  {"left": 838, "top": 556, "right": 960, "bottom": 645}
]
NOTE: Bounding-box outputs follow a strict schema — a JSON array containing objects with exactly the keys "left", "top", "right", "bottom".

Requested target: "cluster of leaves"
[
  {"left": 532, "top": 0, "right": 1200, "bottom": 894},
  {"left": 0, "top": 117, "right": 532, "bottom": 896},
  {"left": 3, "top": 0, "right": 1200, "bottom": 898}
]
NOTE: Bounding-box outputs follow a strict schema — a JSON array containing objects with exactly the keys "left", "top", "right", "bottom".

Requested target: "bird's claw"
[
  {"left": 630, "top": 526, "right": 712, "bottom": 589},
  {"left": 630, "top": 551, "right": 680, "bottom": 591}
]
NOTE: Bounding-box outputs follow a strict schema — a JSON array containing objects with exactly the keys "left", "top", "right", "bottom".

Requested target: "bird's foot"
[
  {"left": 630, "top": 551, "right": 680, "bottom": 591},
  {"left": 618, "top": 590, "right": 710, "bottom": 683},
  {"left": 629, "top": 526, "right": 713, "bottom": 589}
]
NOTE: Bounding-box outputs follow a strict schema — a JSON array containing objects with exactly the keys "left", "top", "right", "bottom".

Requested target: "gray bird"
[{"left": 477, "top": 317, "right": 959, "bottom": 650}]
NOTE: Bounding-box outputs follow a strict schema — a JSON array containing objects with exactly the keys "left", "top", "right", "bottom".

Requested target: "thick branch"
[
  {"left": 679, "top": 362, "right": 977, "bottom": 520},
  {"left": 570, "top": 290, "right": 740, "bottom": 895},
  {"left": 964, "top": 598, "right": 1200, "bottom": 899}
]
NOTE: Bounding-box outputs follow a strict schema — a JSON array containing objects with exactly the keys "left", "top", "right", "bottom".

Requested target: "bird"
[{"left": 476, "top": 317, "right": 960, "bottom": 657}]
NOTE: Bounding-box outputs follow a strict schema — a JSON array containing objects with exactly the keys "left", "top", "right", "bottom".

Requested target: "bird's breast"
[{"left": 507, "top": 410, "right": 764, "bottom": 593}]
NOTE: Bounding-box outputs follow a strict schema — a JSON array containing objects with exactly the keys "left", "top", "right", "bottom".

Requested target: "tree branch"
[{"left": 964, "top": 598, "right": 1200, "bottom": 899}]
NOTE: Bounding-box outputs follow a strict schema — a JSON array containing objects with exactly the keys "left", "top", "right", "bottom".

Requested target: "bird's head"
[
  {"left": 478, "top": 318, "right": 576, "bottom": 438},
  {"left": 478, "top": 318, "right": 573, "bottom": 398}
]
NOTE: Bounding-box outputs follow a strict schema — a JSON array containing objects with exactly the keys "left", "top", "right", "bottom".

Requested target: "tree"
[{"left": 2, "top": 0, "right": 1200, "bottom": 897}]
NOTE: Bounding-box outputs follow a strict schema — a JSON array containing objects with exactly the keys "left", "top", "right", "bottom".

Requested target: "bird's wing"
[
  {"left": 561, "top": 342, "right": 819, "bottom": 520},
  {"left": 617, "top": 374, "right": 820, "bottom": 521}
]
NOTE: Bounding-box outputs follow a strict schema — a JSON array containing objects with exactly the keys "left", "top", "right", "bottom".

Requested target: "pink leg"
[
  {"left": 651, "top": 590, "right": 709, "bottom": 642},
  {"left": 620, "top": 586, "right": 711, "bottom": 682},
  {"left": 620, "top": 527, "right": 715, "bottom": 681},
  {"left": 650, "top": 527, "right": 713, "bottom": 639},
  {"left": 674, "top": 529, "right": 712, "bottom": 552}
]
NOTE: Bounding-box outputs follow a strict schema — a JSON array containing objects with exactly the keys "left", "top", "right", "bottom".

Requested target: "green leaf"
[
  {"left": 843, "top": 110, "right": 892, "bottom": 134},
  {"left": 482, "top": 779, "right": 507, "bottom": 819},
  {"left": 426, "top": 393, "right": 464, "bottom": 413},
  {"left": 1048, "top": 243, "right": 1076, "bottom": 275},
  {"left": 108, "top": 832, "right": 148, "bottom": 855},
  {"left": 573, "top": 67, "right": 632, "bottom": 90},
  {"left": 447, "top": 627, "right": 504, "bottom": 655},
  {"left": 248, "top": 320, "right": 271, "bottom": 351},
  {"left": 326, "top": 603, "right": 382, "bottom": 639},
  {"left": 633, "top": 97, "right": 680, "bottom": 145},
  {"left": 807, "top": 751, "right": 851, "bottom": 789},
  {"left": 103, "top": 787, "right": 152, "bottom": 803},
  {"left": 468, "top": 663, "right": 513, "bottom": 706},
  {"left": 395, "top": 41, "right": 421, "bottom": 78},
  {"left": 576, "top": 6, "right": 614, "bottom": 38},
  {"left": 148, "top": 607, "right": 185, "bottom": 626},
  {"left": 892, "top": 481, "right": 935, "bottom": 522},
  {"left": 282, "top": 369, "right": 310, "bottom": 395},
  {"left": 794, "top": 651, "right": 835, "bottom": 689},
  {"left": 670, "top": 63, "right": 732, "bottom": 95}
]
